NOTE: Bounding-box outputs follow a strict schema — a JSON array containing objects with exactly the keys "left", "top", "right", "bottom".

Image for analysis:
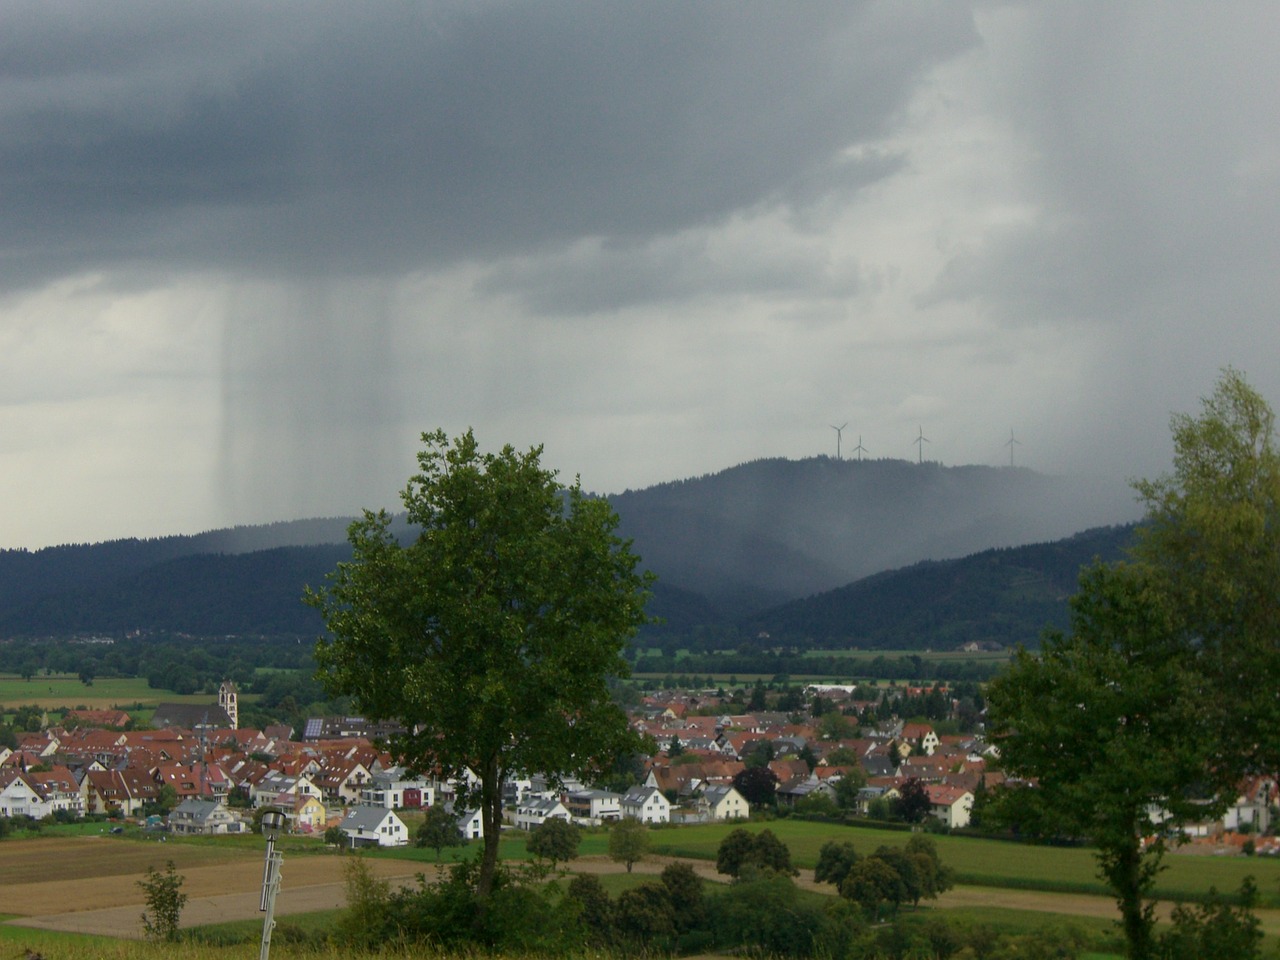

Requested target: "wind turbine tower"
[
  {"left": 1006, "top": 429, "right": 1021, "bottom": 467},
  {"left": 830, "top": 422, "right": 848, "bottom": 460},
  {"left": 914, "top": 426, "right": 930, "bottom": 464},
  {"left": 852, "top": 436, "right": 868, "bottom": 462}
]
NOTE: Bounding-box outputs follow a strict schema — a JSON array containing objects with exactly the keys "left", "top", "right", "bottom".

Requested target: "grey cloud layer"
[{"left": 1, "top": 2, "right": 977, "bottom": 289}]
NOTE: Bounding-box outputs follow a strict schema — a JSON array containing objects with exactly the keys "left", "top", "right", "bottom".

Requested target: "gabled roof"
[{"left": 342, "top": 805, "right": 402, "bottom": 832}]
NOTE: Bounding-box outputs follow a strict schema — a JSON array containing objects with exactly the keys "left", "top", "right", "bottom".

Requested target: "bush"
[
  {"left": 137, "top": 860, "right": 187, "bottom": 942},
  {"left": 715, "top": 827, "right": 796, "bottom": 878}
]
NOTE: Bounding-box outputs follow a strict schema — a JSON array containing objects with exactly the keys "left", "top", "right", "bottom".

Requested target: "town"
[{"left": 2, "top": 678, "right": 1272, "bottom": 852}]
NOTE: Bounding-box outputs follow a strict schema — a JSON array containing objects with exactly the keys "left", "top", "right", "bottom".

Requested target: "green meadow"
[
  {"left": 645, "top": 819, "right": 1280, "bottom": 906},
  {"left": 0, "top": 672, "right": 257, "bottom": 714}
]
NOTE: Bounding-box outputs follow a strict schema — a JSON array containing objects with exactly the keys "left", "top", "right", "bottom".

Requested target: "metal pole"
[{"left": 259, "top": 838, "right": 283, "bottom": 960}]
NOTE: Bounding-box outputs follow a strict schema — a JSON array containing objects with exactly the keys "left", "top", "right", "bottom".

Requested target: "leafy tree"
[
  {"left": 732, "top": 765, "right": 779, "bottom": 809},
  {"left": 309, "top": 429, "right": 650, "bottom": 898},
  {"left": 527, "top": 816, "right": 580, "bottom": 868},
  {"left": 715, "top": 827, "right": 795, "bottom": 878},
  {"left": 818, "top": 711, "right": 855, "bottom": 741},
  {"left": 565, "top": 873, "right": 614, "bottom": 941},
  {"left": 904, "top": 835, "right": 954, "bottom": 904},
  {"left": 891, "top": 777, "right": 931, "bottom": 824},
  {"left": 614, "top": 882, "right": 676, "bottom": 947},
  {"left": 137, "top": 860, "right": 187, "bottom": 942},
  {"left": 323, "top": 824, "right": 346, "bottom": 848},
  {"left": 1131, "top": 368, "right": 1280, "bottom": 776},
  {"left": 987, "top": 562, "right": 1228, "bottom": 960},
  {"left": 798, "top": 744, "right": 819, "bottom": 772},
  {"left": 833, "top": 769, "right": 868, "bottom": 810},
  {"left": 743, "top": 739, "right": 775, "bottom": 769},
  {"left": 659, "top": 862, "right": 706, "bottom": 933},
  {"left": 608, "top": 816, "right": 650, "bottom": 873},
  {"left": 814, "top": 840, "right": 859, "bottom": 888},
  {"left": 415, "top": 804, "right": 464, "bottom": 861},
  {"left": 715, "top": 827, "right": 758, "bottom": 878},
  {"left": 1158, "top": 878, "right": 1264, "bottom": 960},
  {"left": 841, "top": 856, "right": 905, "bottom": 921}
]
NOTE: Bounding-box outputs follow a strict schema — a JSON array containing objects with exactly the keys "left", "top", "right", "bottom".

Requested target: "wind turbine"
[
  {"left": 852, "top": 436, "right": 868, "bottom": 462},
  {"left": 1005, "top": 429, "right": 1021, "bottom": 467},
  {"left": 914, "top": 426, "right": 930, "bottom": 464},
  {"left": 830, "top": 422, "right": 849, "bottom": 460}
]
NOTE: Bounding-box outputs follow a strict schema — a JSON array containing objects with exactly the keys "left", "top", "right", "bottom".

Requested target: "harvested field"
[{"left": 8, "top": 841, "right": 1280, "bottom": 945}]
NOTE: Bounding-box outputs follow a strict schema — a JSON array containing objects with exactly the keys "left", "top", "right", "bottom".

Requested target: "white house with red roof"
[{"left": 923, "top": 783, "right": 974, "bottom": 829}]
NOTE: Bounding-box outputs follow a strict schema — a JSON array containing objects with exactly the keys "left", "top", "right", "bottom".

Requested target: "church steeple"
[{"left": 218, "top": 680, "right": 239, "bottom": 730}]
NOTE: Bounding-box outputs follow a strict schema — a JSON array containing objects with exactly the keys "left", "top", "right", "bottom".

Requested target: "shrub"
[{"left": 137, "top": 860, "right": 187, "bottom": 942}]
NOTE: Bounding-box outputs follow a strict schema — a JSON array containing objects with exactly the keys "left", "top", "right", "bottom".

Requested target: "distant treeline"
[{"left": 630, "top": 650, "right": 1011, "bottom": 683}]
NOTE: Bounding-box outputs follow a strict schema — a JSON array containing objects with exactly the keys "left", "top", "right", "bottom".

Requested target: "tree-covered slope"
[{"left": 738, "top": 525, "right": 1137, "bottom": 650}]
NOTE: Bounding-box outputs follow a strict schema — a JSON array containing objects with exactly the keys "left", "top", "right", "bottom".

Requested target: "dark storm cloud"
[{"left": 0, "top": 2, "right": 978, "bottom": 289}]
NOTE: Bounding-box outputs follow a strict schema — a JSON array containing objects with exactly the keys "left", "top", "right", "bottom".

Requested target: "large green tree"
[
  {"left": 1130, "top": 367, "right": 1280, "bottom": 775},
  {"left": 988, "top": 562, "right": 1228, "bottom": 959},
  {"left": 987, "top": 370, "right": 1280, "bottom": 960},
  {"left": 308, "top": 429, "right": 650, "bottom": 898}
]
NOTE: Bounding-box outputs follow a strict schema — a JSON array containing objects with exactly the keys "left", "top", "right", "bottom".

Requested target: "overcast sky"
[{"left": 3, "top": 1, "right": 1277, "bottom": 549}]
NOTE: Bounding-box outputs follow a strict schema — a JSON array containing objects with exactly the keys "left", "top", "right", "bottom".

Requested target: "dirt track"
[{"left": 8, "top": 846, "right": 1280, "bottom": 942}]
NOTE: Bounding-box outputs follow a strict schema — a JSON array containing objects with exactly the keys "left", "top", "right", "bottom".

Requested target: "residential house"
[
  {"left": 339, "top": 806, "right": 409, "bottom": 848},
  {"left": 314, "top": 758, "right": 373, "bottom": 805},
  {"left": 565, "top": 789, "right": 622, "bottom": 825},
  {"left": 360, "top": 769, "right": 435, "bottom": 810},
  {"left": 620, "top": 786, "right": 671, "bottom": 824},
  {"left": 901, "top": 723, "right": 940, "bottom": 756},
  {"left": 169, "top": 798, "right": 244, "bottom": 836},
  {"left": 457, "top": 808, "right": 484, "bottom": 840},
  {"left": 514, "top": 796, "right": 571, "bottom": 832},
  {"left": 776, "top": 775, "right": 837, "bottom": 808},
  {"left": 27, "top": 766, "right": 84, "bottom": 818},
  {"left": 924, "top": 784, "right": 974, "bottom": 829},
  {"left": 701, "top": 784, "right": 749, "bottom": 822},
  {"left": 0, "top": 771, "right": 44, "bottom": 818},
  {"left": 290, "top": 794, "right": 328, "bottom": 833}
]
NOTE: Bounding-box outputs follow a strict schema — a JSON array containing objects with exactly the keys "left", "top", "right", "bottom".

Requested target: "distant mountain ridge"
[
  {"left": 0, "top": 456, "right": 1142, "bottom": 644},
  {"left": 612, "top": 456, "right": 1140, "bottom": 615}
]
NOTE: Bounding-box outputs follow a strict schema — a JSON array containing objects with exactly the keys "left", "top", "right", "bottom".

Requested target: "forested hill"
[
  {"left": 0, "top": 544, "right": 349, "bottom": 637},
  {"left": 736, "top": 524, "right": 1137, "bottom": 651},
  {"left": 0, "top": 456, "right": 1140, "bottom": 642},
  {"left": 612, "top": 456, "right": 1139, "bottom": 615}
]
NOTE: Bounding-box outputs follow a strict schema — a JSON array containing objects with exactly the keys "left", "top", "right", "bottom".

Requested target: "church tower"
[{"left": 218, "top": 680, "right": 239, "bottom": 730}]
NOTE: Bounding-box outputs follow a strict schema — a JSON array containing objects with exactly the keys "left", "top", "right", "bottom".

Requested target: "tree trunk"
[
  {"left": 1104, "top": 836, "right": 1155, "bottom": 960},
  {"left": 475, "top": 758, "right": 503, "bottom": 901}
]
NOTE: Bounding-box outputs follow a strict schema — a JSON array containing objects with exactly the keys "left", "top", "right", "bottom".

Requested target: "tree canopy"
[
  {"left": 608, "top": 816, "right": 651, "bottom": 873},
  {"left": 308, "top": 429, "right": 651, "bottom": 897},
  {"left": 988, "top": 369, "right": 1276, "bottom": 960}
]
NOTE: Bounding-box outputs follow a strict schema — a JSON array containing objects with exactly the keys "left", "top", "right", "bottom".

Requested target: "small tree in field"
[
  {"left": 528, "top": 816, "right": 581, "bottom": 868},
  {"left": 138, "top": 860, "right": 187, "bottom": 941},
  {"left": 608, "top": 816, "right": 650, "bottom": 873},
  {"left": 416, "top": 804, "right": 464, "bottom": 861}
]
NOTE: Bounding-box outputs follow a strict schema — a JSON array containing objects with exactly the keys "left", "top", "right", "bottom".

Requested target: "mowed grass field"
[{"left": 0, "top": 673, "right": 258, "bottom": 712}]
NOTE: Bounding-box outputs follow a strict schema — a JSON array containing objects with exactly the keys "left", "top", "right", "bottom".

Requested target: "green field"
[
  {"left": 646, "top": 820, "right": 1280, "bottom": 906},
  {"left": 0, "top": 673, "right": 258, "bottom": 713}
]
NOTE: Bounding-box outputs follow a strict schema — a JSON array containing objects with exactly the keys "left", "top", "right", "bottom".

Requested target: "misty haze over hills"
[
  {"left": 0, "top": 456, "right": 1142, "bottom": 642},
  {"left": 611, "top": 457, "right": 1141, "bottom": 615}
]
